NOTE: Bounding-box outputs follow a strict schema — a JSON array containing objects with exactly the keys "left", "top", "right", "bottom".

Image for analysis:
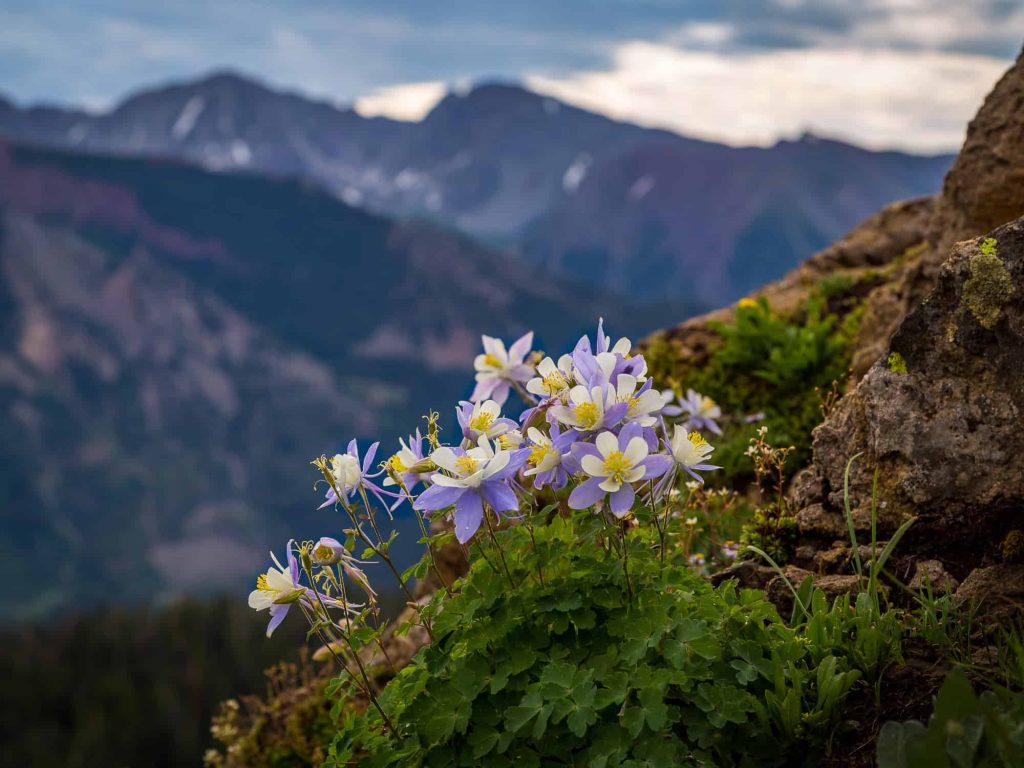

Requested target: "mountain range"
[{"left": 0, "top": 71, "right": 955, "bottom": 305}]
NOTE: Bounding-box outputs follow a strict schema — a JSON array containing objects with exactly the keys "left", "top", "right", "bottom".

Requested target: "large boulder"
[{"left": 792, "top": 218, "right": 1024, "bottom": 584}]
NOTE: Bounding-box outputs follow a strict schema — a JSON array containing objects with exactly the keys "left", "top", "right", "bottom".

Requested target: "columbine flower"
[
  {"left": 668, "top": 425, "right": 721, "bottom": 483},
  {"left": 615, "top": 374, "right": 666, "bottom": 428},
  {"left": 572, "top": 319, "right": 646, "bottom": 388},
  {"left": 689, "top": 553, "right": 706, "bottom": 567},
  {"left": 457, "top": 399, "right": 517, "bottom": 444},
  {"left": 678, "top": 389, "right": 722, "bottom": 435},
  {"left": 550, "top": 384, "right": 627, "bottom": 434},
  {"left": 248, "top": 540, "right": 307, "bottom": 637},
  {"left": 317, "top": 439, "right": 394, "bottom": 513},
  {"left": 382, "top": 430, "right": 432, "bottom": 496},
  {"left": 720, "top": 540, "right": 740, "bottom": 560},
  {"left": 523, "top": 424, "right": 575, "bottom": 491},
  {"left": 568, "top": 424, "right": 672, "bottom": 516},
  {"left": 413, "top": 437, "right": 527, "bottom": 543},
  {"left": 471, "top": 331, "right": 535, "bottom": 405},
  {"left": 526, "top": 354, "right": 574, "bottom": 402}
]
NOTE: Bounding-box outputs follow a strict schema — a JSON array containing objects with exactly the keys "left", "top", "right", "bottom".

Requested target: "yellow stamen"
[
  {"left": 528, "top": 444, "right": 554, "bottom": 466},
  {"left": 602, "top": 450, "right": 632, "bottom": 483},
  {"left": 498, "top": 433, "right": 519, "bottom": 450},
  {"left": 469, "top": 411, "right": 495, "bottom": 431},
  {"left": 388, "top": 453, "right": 408, "bottom": 474},
  {"left": 256, "top": 574, "right": 271, "bottom": 592},
  {"left": 455, "top": 455, "right": 480, "bottom": 475},
  {"left": 541, "top": 371, "right": 567, "bottom": 394},
  {"left": 574, "top": 401, "right": 600, "bottom": 429},
  {"left": 688, "top": 431, "right": 707, "bottom": 448},
  {"left": 483, "top": 353, "right": 502, "bottom": 368},
  {"left": 700, "top": 396, "right": 716, "bottom": 412}
]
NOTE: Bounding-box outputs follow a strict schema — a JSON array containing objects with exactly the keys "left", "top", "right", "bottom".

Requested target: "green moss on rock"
[
  {"left": 963, "top": 238, "right": 1014, "bottom": 329},
  {"left": 886, "top": 352, "right": 908, "bottom": 375}
]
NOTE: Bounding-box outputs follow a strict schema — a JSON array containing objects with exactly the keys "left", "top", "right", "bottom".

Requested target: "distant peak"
[{"left": 427, "top": 81, "right": 563, "bottom": 119}]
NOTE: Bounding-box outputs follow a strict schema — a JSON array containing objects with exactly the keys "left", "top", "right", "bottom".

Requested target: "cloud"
[
  {"left": 527, "top": 40, "right": 1010, "bottom": 152},
  {"left": 354, "top": 81, "right": 448, "bottom": 120}
]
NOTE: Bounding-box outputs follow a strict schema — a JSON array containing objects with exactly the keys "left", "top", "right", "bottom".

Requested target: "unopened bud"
[{"left": 312, "top": 537, "right": 345, "bottom": 566}]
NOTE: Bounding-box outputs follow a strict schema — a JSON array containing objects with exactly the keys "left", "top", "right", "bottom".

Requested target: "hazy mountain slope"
[
  {"left": 0, "top": 140, "right": 677, "bottom": 621},
  {"left": 0, "top": 73, "right": 954, "bottom": 304},
  {"left": 525, "top": 134, "right": 955, "bottom": 301}
]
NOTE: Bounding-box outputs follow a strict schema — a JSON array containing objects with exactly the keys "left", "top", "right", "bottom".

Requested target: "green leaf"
[
  {"left": 876, "top": 721, "right": 928, "bottom": 768},
  {"left": 468, "top": 727, "right": 499, "bottom": 759},
  {"left": 621, "top": 704, "right": 646, "bottom": 738}
]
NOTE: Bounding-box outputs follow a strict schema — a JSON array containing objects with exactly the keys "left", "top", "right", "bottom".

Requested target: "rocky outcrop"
[
  {"left": 791, "top": 218, "right": 1024, "bottom": 593},
  {"left": 929, "top": 48, "right": 1024, "bottom": 259}
]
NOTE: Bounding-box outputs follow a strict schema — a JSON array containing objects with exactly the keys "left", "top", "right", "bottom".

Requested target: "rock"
[
  {"left": 766, "top": 566, "right": 862, "bottom": 613},
  {"left": 955, "top": 564, "right": 1024, "bottom": 613},
  {"left": 930, "top": 48, "right": 1024, "bottom": 259},
  {"left": 814, "top": 546, "right": 852, "bottom": 573},
  {"left": 709, "top": 560, "right": 777, "bottom": 589},
  {"left": 799, "top": 218, "right": 1024, "bottom": 572},
  {"left": 908, "top": 560, "right": 959, "bottom": 593},
  {"left": 796, "top": 503, "right": 848, "bottom": 539}
]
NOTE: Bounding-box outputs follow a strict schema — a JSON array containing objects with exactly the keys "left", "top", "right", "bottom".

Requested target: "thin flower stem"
[
  {"left": 472, "top": 540, "right": 501, "bottom": 577},
  {"left": 412, "top": 505, "right": 450, "bottom": 594},
  {"left": 483, "top": 508, "right": 516, "bottom": 589},
  {"left": 618, "top": 520, "right": 634, "bottom": 607},
  {"left": 301, "top": 563, "right": 396, "bottom": 734},
  {"left": 340, "top": 495, "right": 434, "bottom": 641},
  {"left": 329, "top": 566, "right": 397, "bottom": 676},
  {"left": 525, "top": 519, "right": 546, "bottom": 586}
]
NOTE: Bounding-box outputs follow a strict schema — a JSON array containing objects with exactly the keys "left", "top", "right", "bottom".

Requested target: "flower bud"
[{"left": 312, "top": 536, "right": 345, "bottom": 566}]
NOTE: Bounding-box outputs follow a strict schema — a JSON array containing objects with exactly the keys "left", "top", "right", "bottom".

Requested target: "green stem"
[{"left": 483, "top": 508, "right": 516, "bottom": 589}]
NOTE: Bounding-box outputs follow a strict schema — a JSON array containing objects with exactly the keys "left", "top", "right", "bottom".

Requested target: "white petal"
[
  {"left": 581, "top": 454, "right": 607, "bottom": 477},
  {"left": 595, "top": 431, "right": 619, "bottom": 457},
  {"left": 616, "top": 374, "right": 637, "bottom": 399},
  {"left": 599, "top": 477, "right": 621, "bottom": 492},
  {"left": 431, "top": 473, "right": 467, "bottom": 488},
  {"left": 431, "top": 447, "right": 459, "bottom": 473},
  {"left": 622, "top": 437, "right": 649, "bottom": 464},
  {"left": 481, "top": 450, "right": 511, "bottom": 479},
  {"left": 569, "top": 385, "right": 590, "bottom": 405},
  {"left": 248, "top": 590, "right": 273, "bottom": 610}
]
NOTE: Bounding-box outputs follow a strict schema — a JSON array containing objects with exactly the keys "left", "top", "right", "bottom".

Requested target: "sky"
[{"left": 1, "top": 1, "right": 1022, "bottom": 152}]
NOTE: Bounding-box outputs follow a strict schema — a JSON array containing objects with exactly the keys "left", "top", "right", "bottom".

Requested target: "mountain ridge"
[{"left": 0, "top": 71, "right": 955, "bottom": 304}]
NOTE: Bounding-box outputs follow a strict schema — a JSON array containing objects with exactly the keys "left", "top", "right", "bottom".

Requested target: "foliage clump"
[
  {"left": 647, "top": 294, "right": 860, "bottom": 486},
  {"left": 877, "top": 669, "right": 1024, "bottom": 768},
  {"left": 327, "top": 516, "right": 869, "bottom": 767}
]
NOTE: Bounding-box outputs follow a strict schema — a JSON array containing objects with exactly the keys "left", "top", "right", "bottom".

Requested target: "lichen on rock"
[{"left": 962, "top": 237, "right": 1015, "bottom": 329}]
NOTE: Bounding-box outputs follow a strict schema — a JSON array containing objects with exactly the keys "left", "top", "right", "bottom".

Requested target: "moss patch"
[
  {"left": 963, "top": 238, "right": 1014, "bottom": 330},
  {"left": 886, "top": 352, "right": 908, "bottom": 375}
]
